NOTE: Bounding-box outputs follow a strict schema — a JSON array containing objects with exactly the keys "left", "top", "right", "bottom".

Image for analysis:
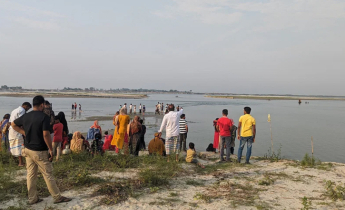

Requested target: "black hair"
[
  {"left": 215, "top": 118, "right": 219, "bottom": 120},
  {"left": 244, "top": 107, "right": 251, "bottom": 114},
  {"left": 189, "top": 142, "right": 195, "bottom": 150},
  {"left": 57, "top": 112, "right": 69, "bottom": 134},
  {"left": 3, "top": 114, "right": 10, "bottom": 119},
  {"left": 105, "top": 131, "right": 108, "bottom": 135},
  {"left": 168, "top": 104, "right": 175, "bottom": 111},
  {"left": 44, "top": 100, "right": 50, "bottom": 105},
  {"left": 54, "top": 115, "right": 60, "bottom": 121},
  {"left": 22, "top": 102, "right": 32, "bottom": 108},
  {"left": 95, "top": 133, "right": 101, "bottom": 140},
  {"left": 180, "top": 114, "right": 185, "bottom": 119},
  {"left": 222, "top": 109, "right": 228, "bottom": 116},
  {"left": 139, "top": 119, "right": 143, "bottom": 124},
  {"left": 33, "top": 95, "right": 45, "bottom": 107}
]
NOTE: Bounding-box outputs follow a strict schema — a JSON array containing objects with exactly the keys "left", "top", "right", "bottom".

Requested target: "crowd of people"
[{"left": 0, "top": 95, "right": 256, "bottom": 205}]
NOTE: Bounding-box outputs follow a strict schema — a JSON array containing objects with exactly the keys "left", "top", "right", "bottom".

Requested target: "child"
[
  {"left": 53, "top": 116, "right": 63, "bottom": 161},
  {"left": 186, "top": 142, "right": 205, "bottom": 168}
]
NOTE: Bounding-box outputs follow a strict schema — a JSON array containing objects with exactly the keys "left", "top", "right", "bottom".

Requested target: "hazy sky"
[{"left": 0, "top": 0, "right": 344, "bottom": 95}]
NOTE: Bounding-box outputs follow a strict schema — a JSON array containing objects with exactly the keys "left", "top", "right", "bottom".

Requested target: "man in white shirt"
[
  {"left": 129, "top": 104, "right": 132, "bottom": 114},
  {"left": 158, "top": 104, "right": 183, "bottom": 162},
  {"left": 9, "top": 102, "right": 32, "bottom": 166}
]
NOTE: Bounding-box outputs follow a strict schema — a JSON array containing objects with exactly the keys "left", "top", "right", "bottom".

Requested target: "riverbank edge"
[
  {"left": 0, "top": 92, "right": 148, "bottom": 99},
  {"left": 206, "top": 95, "right": 345, "bottom": 101}
]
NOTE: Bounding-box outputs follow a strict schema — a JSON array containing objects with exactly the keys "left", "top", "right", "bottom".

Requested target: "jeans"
[
  {"left": 237, "top": 136, "right": 254, "bottom": 163},
  {"left": 219, "top": 136, "right": 231, "bottom": 161}
]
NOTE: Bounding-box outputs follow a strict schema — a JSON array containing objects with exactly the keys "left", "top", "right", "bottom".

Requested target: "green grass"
[
  {"left": 193, "top": 192, "right": 211, "bottom": 203},
  {"left": 0, "top": 150, "right": 182, "bottom": 206},
  {"left": 324, "top": 180, "right": 345, "bottom": 201},
  {"left": 186, "top": 179, "right": 204, "bottom": 186},
  {"left": 258, "top": 174, "right": 275, "bottom": 186}
]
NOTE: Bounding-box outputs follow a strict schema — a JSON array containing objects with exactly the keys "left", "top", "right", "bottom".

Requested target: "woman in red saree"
[{"left": 213, "top": 118, "right": 220, "bottom": 152}]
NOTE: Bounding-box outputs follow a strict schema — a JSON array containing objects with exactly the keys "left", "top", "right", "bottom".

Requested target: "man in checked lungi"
[{"left": 158, "top": 104, "right": 183, "bottom": 162}]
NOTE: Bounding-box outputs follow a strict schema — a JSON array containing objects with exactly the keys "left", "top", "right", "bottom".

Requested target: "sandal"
[
  {"left": 27, "top": 198, "right": 43, "bottom": 205},
  {"left": 54, "top": 196, "right": 72, "bottom": 204}
]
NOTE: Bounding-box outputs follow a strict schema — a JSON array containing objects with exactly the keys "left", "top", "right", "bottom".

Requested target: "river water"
[{"left": 0, "top": 94, "right": 344, "bottom": 163}]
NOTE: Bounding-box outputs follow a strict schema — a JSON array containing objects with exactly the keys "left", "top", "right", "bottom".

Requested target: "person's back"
[
  {"left": 239, "top": 114, "right": 255, "bottom": 137},
  {"left": 118, "top": 115, "right": 130, "bottom": 133},
  {"left": 237, "top": 107, "right": 256, "bottom": 164},
  {"left": 217, "top": 117, "right": 233, "bottom": 137},
  {"left": 186, "top": 149, "right": 196, "bottom": 163},
  {"left": 162, "top": 110, "right": 183, "bottom": 137},
  {"left": 148, "top": 133, "right": 165, "bottom": 156},
  {"left": 53, "top": 122, "right": 63, "bottom": 143},
  {"left": 217, "top": 109, "right": 234, "bottom": 162}
]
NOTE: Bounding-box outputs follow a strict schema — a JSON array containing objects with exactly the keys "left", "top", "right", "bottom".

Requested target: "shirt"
[
  {"left": 239, "top": 114, "right": 256, "bottom": 137},
  {"left": 53, "top": 123, "right": 63, "bottom": 142},
  {"left": 186, "top": 149, "right": 196, "bottom": 163},
  {"left": 179, "top": 119, "right": 188, "bottom": 134},
  {"left": 14, "top": 111, "right": 51, "bottom": 151},
  {"left": 9, "top": 106, "right": 26, "bottom": 140},
  {"left": 159, "top": 109, "right": 183, "bottom": 138},
  {"left": 217, "top": 117, "right": 234, "bottom": 137}
]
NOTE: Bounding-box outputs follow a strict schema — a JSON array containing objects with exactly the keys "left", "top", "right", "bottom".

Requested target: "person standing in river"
[
  {"left": 139, "top": 104, "right": 142, "bottom": 114},
  {"left": 237, "top": 107, "right": 256, "bottom": 164},
  {"left": 129, "top": 104, "right": 133, "bottom": 114},
  {"left": 11, "top": 95, "right": 72, "bottom": 205}
]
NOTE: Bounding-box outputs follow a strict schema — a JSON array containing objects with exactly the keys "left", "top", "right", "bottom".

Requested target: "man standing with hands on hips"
[
  {"left": 237, "top": 107, "right": 256, "bottom": 164},
  {"left": 11, "top": 95, "right": 71, "bottom": 205}
]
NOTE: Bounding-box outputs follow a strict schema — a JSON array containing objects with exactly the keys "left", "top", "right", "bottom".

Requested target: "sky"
[{"left": 0, "top": 0, "right": 344, "bottom": 95}]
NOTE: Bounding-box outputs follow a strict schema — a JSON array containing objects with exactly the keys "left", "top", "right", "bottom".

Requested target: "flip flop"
[
  {"left": 54, "top": 196, "right": 72, "bottom": 204},
  {"left": 27, "top": 198, "right": 43, "bottom": 205}
]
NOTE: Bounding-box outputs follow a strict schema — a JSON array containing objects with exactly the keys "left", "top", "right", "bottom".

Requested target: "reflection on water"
[{"left": 0, "top": 94, "right": 345, "bottom": 162}]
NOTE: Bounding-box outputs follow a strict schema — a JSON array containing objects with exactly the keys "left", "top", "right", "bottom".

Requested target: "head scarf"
[
  {"left": 70, "top": 131, "right": 84, "bottom": 153},
  {"left": 91, "top": 120, "right": 101, "bottom": 129},
  {"left": 120, "top": 107, "right": 127, "bottom": 115},
  {"left": 130, "top": 116, "right": 141, "bottom": 135},
  {"left": 154, "top": 132, "right": 160, "bottom": 140}
]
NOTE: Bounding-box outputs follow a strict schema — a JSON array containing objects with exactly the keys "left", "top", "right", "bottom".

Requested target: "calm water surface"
[{"left": 0, "top": 94, "right": 344, "bottom": 163}]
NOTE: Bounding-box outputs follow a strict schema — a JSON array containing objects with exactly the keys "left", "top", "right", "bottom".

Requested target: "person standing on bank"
[
  {"left": 217, "top": 109, "right": 234, "bottom": 162},
  {"left": 8, "top": 102, "right": 32, "bottom": 166},
  {"left": 158, "top": 104, "right": 183, "bottom": 162},
  {"left": 11, "top": 95, "right": 71, "bottom": 205},
  {"left": 237, "top": 107, "right": 256, "bottom": 164},
  {"left": 179, "top": 114, "right": 188, "bottom": 152}
]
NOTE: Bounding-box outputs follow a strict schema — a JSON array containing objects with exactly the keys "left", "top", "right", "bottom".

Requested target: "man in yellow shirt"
[{"left": 237, "top": 107, "right": 256, "bottom": 164}]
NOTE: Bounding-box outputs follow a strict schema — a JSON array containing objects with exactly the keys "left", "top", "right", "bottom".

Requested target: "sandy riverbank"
[
  {"left": 1, "top": 152, "right": 344, "bottom": 210},
  {"left": 206, "top": 95, "right": 345, "bottom": 101},
  {"left": 0, "top": 91, "right": 147, "bottom": 99}
]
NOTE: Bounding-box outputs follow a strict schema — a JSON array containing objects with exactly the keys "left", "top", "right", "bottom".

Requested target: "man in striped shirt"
[{"left": 179, "top": 114, "right": 188, "bottom": 152}]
